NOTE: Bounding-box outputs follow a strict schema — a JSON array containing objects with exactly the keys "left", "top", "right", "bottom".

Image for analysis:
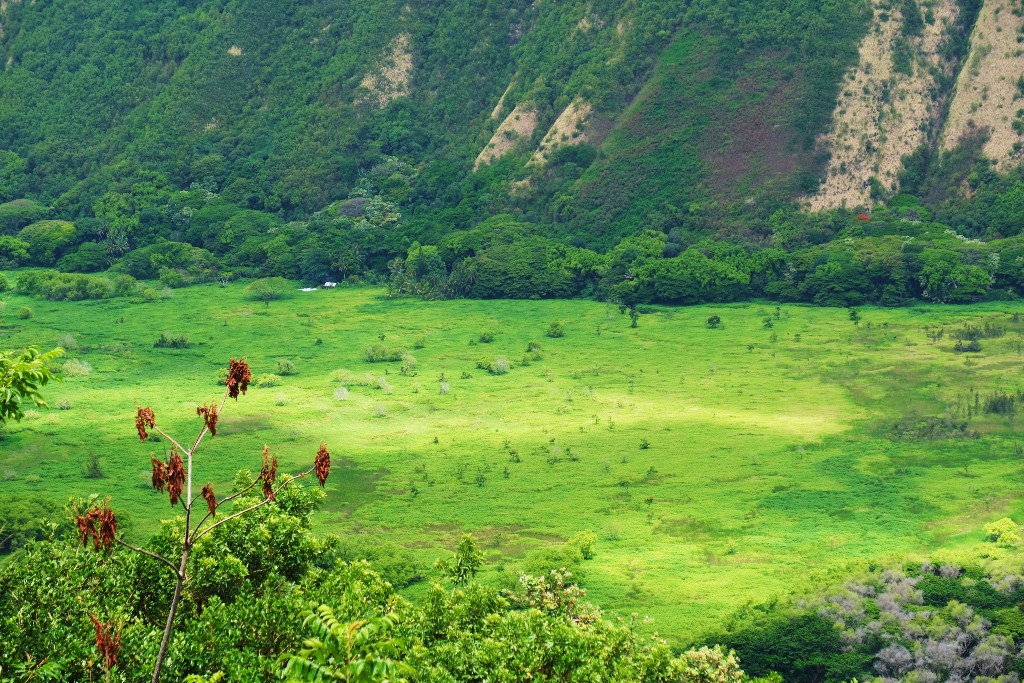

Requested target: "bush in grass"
[
  {"left": 61, "top": 359, "right": 92, "bottom": 377},
  {"left": 82, "top": 453, "right": 103, "bottom": 478},
  {"left": 277, "top": 359, "right": 296, "bottom": 375},
  {"left": 479, "top": 331, "right": 495, "bottom": 343},
  {"left": 254, "top": 373, "right": 280, "bottom": 388},
  {"left": 376, "top": 377, "right": 393, "bottom": 394},
  {"left": 333, "top": 387, "right": 349, "bottom": 401},
  {"left": 374, "top": 403, "right": 388, "bottom": 418},
  {"left": 707, "top": 315, "right": 722, "bottom": 329},
  {"left": 242, "top": 277, "right": 291, "bottom": 305},
  {"left": 400, "top": 352, "right": 417, "bottom": 375},
  {"left": 111, "top": 274, "right": 138, "bottom": 297},
  {"left": 364, "top": 344, "right": 404, "bottom": 362},
  {"left": 546, "top": 322, "right": 564, "bottom": 338},
  {"left": 55, "top": 333, "right": 77, "bottom": 350},
  {"left": 985, "top": 518, "right": 1021, "bottom": 547},
  {"left": 330, "top": 368, "right": 356, "bottom": 383},
  {"left": 521, "top": 544, "right": 585, "bottom": 580},
  {"left": 16, "top": 270, "right": 114, "bottom": 301},
  {"left": 17, "top": 306, "right": 32, "bottom": 319},
  {"left": 568, "top": 531, "right": 598, "bottom": 560},
  {"left": 0, "top": 273, "right": 8, "bottom": 293},
  {"left": 154, "top": 333, "right": 190, "bottom": 349},
  {"left": 526, "top": 341, "right": 542, "bottom": 352},
  {"left": 476, "top": 357, "right": 510, "bottom": 375}
]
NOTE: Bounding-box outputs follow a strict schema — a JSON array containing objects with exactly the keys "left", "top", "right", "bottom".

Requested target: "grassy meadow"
[{"left": 2, "top": 280, "right": 1024, "bottom": 643}]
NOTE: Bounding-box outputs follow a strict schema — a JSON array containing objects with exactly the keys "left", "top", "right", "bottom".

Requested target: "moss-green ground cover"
[{"left": 2, "top": 281, "right": 1023, "bottom": 643}]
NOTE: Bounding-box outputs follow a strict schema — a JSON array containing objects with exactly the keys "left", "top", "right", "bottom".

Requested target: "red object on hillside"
[{"left": 857, "top": 213, "right": 870, "bottom": 221}]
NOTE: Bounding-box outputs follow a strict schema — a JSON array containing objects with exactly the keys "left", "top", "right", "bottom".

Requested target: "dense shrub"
[
  {"left": 153, "top": 333, "right": 190, "bottom": 349},
  {"left": 242, "top": 276, "right": 291, "bottom": 303},
  {"left": 364, "top": 344, "right": 405, "bottom": 362},
  {"left": 16, "top": 270, "right": 115, "bottom": 301}
]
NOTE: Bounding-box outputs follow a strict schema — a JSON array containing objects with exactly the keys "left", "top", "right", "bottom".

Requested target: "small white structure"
[{"left": 323, "top": 281, "right": 338, "bottom": 288}]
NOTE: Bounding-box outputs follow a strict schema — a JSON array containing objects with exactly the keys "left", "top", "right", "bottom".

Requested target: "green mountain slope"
[{"left": 0, "top": 1, "right": 870, "bottom": 231}]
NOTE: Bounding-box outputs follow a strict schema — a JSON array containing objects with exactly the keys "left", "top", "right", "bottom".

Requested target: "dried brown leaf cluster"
[
  {"left": 260, "top": 445, "right": 278, "bottom": 500},
  {"left": 168, "top": 450, "right": 185, "bottom": 505},
  {"left": 89, "top": 613, "right": 121, "bottom": 671},
  {"left": 135, "top": 406, "right": 156, "bottom": 442},
  {"left": 196, "top": 402, "right": 219, "bottom": 436},
  {"left": 225, "top": 358, "right": 251, "bottom": 399},
  {"left": 151, "top": 457, "right": 167, "bottom": 491},
  {"left": 315, "top": 442, "right": 331, "bottom": 487},
  {"left": 77, "top": 505, "right": 118, "bottom": 551},
  {"left": 201, "top": 483, "right": 217, "bottom": 516}
]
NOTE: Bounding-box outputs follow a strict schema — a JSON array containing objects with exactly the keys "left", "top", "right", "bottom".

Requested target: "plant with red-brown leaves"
[
  {"left": 260, "top": 445, "right": 278, "bottom": 500},
  {"left": 225, "top": 357, "right": 251, "bottom": 399},
  {"left": 89, "top": 613, "right": 121, "bottom": 681},
  {"left": 79, "top": 356, "right": 332, "bottom": 683},
  {"left": 151, "top": 457, "right": 167, "bottom": 492},
  {"left": 167, "top": 449, "right": 185, "bottom": 506},
  {"left": 196, "top": 402, "right": 219, "bottom": 436},
  {"left": 201, "top": 483, "right": 217, "bottom": 517},
  {"left": 315, "top": 442, "right": 331, "bottom": 487},
  {"left": 135, "top": 406, "right": 156, "bottom": 442},
  {"left": 76, "top": 504, "right": 118, "bottom": 551}
]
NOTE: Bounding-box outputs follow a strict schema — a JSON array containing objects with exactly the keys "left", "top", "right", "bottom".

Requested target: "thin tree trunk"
[{"left": 151, "top": 545, "right": 189, "bottom": 682}]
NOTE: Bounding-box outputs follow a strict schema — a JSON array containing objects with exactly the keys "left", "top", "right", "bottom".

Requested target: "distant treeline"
[{"left": 4, "top": 175, "right": 1024, "bottom": 308}]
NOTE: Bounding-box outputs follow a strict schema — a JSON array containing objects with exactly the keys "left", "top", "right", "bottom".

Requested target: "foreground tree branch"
[{"left": 76, "top": 357, "right": 332, "bottom": 683}]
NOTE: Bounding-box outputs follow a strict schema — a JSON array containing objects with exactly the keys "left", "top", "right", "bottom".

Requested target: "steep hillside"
[
  {"left": 808, "top": 0, "right": 961, "bottom": 210},
  {"left": 2, "top": 0, "right": 1023, "bottom": 267},
  {"left": 942, "top": 0, "right": 1024, "bottom": 170},
  {"left": 0, "top": 0, "right": 870, "bottom": 242}
]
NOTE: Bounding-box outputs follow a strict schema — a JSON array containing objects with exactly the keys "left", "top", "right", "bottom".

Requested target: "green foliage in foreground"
[
  {"left": 0, "top": 346, "right": 61, "bottom": 423},
  {"left": 0, "top": 486, "right": 729, "bottom": 682}
]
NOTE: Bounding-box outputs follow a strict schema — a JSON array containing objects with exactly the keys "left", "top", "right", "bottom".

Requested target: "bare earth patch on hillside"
[
  {"left": 942, "top": 0, "right": 1024, "bottom": 170},
  {"left": 808, "top": 0, "right": 959, "bottom": 210},
  {"left": 529, "top": 98, "right": 593, "bottom": 166},
  {"left": 357, "top": 33, "right": 412, "bottom": 108},
  {"left": 474, "top": 103, "right": 538, "bottom": 170},
  {"left": 490, "top": 80, "right": 514, "bottom": 120}
]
